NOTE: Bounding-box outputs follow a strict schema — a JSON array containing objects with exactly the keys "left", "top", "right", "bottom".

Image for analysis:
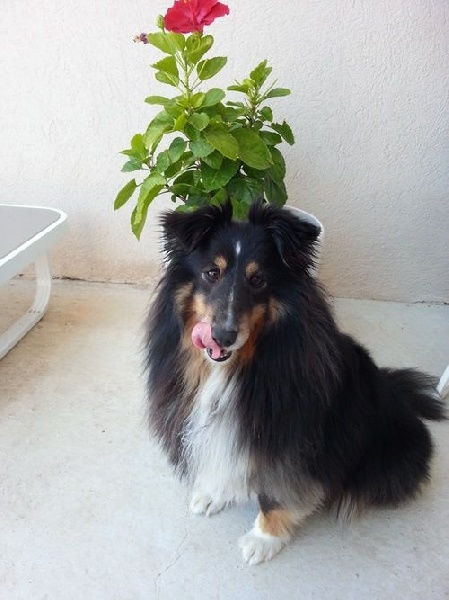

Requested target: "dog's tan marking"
[
  {"left": 215, "top": 255, "right": 227, "bottom": 272},
  {"left": 256, "top": 509, "right": 296, "bottom": 538},
  {"left": 183, "top": 341, "right": 211, "bottom": 395},
  {"left": 237, "top": 305, "right": 266, "bottom": 365},
  {"left": 268, "top": 297, "right": 283, "bottom": 323},
  {"left": 175, "top": 283, "right": 193, "bottom": 312},
  {"left": 245, "top": 261, "right": 260, "bottom": 279},
  {"left": 181, "top": 310, "right": 211, "bottom": 396},
  {"left": 192, "top": 293, "right": 213, "bottom": 323}
]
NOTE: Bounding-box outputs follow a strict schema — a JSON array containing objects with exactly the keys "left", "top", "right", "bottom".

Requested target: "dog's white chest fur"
[{"left": 183, "top": 365, "right": 250, "bottom": 506}]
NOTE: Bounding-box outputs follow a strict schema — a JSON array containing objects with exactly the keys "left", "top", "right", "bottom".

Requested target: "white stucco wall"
[{"left": 0, "top": 0, "right": 448, "bottom": 302}]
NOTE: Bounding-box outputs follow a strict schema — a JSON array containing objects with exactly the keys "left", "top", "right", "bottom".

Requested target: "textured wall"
[{"left": 0, "top": 0, "right": 448, "bottom": 302}]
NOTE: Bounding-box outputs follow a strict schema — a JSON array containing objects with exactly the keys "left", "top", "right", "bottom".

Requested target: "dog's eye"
[
  {"left": 203, "top": 267, "right": 221, "bottom": 283},
  {"left": 249, "top": 274, "right": 265, "bottom": 289}
]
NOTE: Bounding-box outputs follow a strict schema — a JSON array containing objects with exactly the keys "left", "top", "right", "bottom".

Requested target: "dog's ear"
[
  {"left": 161, "top": 202, "right": 233, "bottom": 255},
  {"left": 249, "top": 201, "right": 321, "bottom": 271}
]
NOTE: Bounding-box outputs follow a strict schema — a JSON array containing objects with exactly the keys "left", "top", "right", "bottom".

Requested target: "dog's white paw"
[
  {"left": 189, "top": 492, "right": 226, "bottom": 516},
  {"left": 239, "top": 528, "right": 287, "bottom": 565}
]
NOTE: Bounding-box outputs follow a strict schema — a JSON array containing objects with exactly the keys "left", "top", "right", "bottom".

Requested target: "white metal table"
[{"left": 0, "top": 204, "right": 68, "bottom": 358}]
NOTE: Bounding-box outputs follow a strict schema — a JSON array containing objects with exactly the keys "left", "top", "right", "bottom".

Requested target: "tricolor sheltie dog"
[{"left": 145, "top": 200, "right": 445, "bottom": 565}]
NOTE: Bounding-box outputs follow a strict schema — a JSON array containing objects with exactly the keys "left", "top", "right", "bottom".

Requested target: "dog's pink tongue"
[{"left": 191, "top": 322, "right": 222, "bottom": 360}]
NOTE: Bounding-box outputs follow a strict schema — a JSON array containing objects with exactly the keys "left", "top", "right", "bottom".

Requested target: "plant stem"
[{"left": 180, "top": 52, "right": 193, "bottom": 111}]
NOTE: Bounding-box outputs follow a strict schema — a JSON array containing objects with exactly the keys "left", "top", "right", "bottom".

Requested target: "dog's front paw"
[
  {"left": 189, "top": 492, "right": 226, "bottom": 516},
  {"left": 239, "top": 529, "right": 287, "bottom": 565}
]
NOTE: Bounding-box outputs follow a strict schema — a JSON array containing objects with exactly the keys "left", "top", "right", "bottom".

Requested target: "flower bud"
[{"left": 133, "top": 33, "right": 149, "bottom": 44}]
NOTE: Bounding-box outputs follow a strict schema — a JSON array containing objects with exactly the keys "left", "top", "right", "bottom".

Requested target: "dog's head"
[{"left": 161, "top": 200, "right": 321, "bottom": 363}]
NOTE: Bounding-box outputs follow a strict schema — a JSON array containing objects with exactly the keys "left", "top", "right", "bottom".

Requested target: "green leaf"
[
  {"left": 165, "top": 152, "right": 194, "bottom": 178},
  {"left": 228, "top": 83, "right": 251, "bottom": 94},
  {"left": 144, "top": 96, "right": 173, "bottom": 106},
  {"left": 121, "top": 134, "right": 148, "bottom": 161},
  {"left": 259, "top": 106, "right": 273, "bottom": 122},
  {"left": 152, "top": 56, "right": 179, "bottom": 77},
  {"left": 186, "top": 34, "right": 213, "bottom": 63},
  {"left": 241, "top": 165, "right": 266, "bottom": 180},
  {"left": 164, "top": 103, "right": 184, "bottom": 118},
  {"left": 121, "top": 149, "right": 138, "bottom": 157},
  {"left": 230, "top": 197, "right": 250, "bottom": 219},
  {"left": 173, "top": 170, "right": 194, "bottom": 186},
  {"left": 184, "top": 123, "right": 201, "bottom": 142},
  {"left": 174, "top": 113, "right": 187, "bottom": 131},
  {"left": 169, "top": 183, "right": 201, "bottom": 197},
  {"left": 176, "top": 96, "right": 191, "bottom": 109},
  {"left": 197, "top": 57, "right": 227, "bottom": 81},
  {"left": 190, "top": 139, "right": 214, "bottom": 158},
  {"left": 201, "top": 159, "right": 239, "bottom": 192},
  {"left": 270, "top": 121, "right": 295, "bottom": 145},
  {"left": 132, "top": 172, "right": 166, "bottom": 239},
  {"left": 144, "top": 111, "right": 174, "bottom": 150},
  {"left": 202, "top": 88, "right": 226, "bottom": 107},
  {"left": 190, "top": 93, "right": 205, "bottom": 108},
  {"left": 210, "top": 188, "right": 228, "bottom": 205},
  {"left": 268, "top": 146, "right": 286, "bottom": 180},
  {"left": 138, "top": 172, "right": 166, "bottom": 201},
  {"left": 147, "top": 32, "right": 176, "bottom": 55},
  {"left": 202, "top": 150, "right": 223, "bottom": 169},
  {"left": 211, "top": 104, "right": 245, "bottom": 122},
  {"left": 168, "top": 137, "right": 187, "bottom": 162},
  {"left": 156, "top": 151, "right": 170, "bottom": 174},
  {"left": 249, "top": 60, "right": 272, "bottom": 87},
  {"left": 131, "top": 134, "right": 145, "bottom": 153},
  {"left": 189, "top": 112, "right": 210, "bottom": 131},
  {"left": 232, "top": 128, "right": 273, "bottom": 170},
  {"left": 166, "top": 32, "right": 185, "bottom": 52},
  {"left": 121, "top": 160, "right": 144, "bottom": 172},
  {"left": 156, "top": 139, "right": 188, "bottom": 175},
  {"left": 114, "top": 179, "right": 137, "bottom": 210},
  {"left": 227, "top": 176, "right": 264, "bottom": 206},
  {"left": 263, "top": 173, "right": 287, "bottom": 206},
  {"left": 182, "top": 194, "right": 210, "bottom": 209},
  {"left": 263, "top": 147, "right": 288, "bottom": 206},
  {"left": 176, "top": 199, "right": 208, "bottom": 212},
  {"left": 264, "top": 88, "right": 291, "bottom": 99},
  {"left": 259, "top": 131, "right": 282, "bottom": 146},
  {"left": 131, "top": 202, "right": 152, "bottom": 240},
  {"left": 204, "top": 125, "right": 239, "bottom": 160},
  {"left": 155, "top": 70, "right": 179, "bottom": 87}
]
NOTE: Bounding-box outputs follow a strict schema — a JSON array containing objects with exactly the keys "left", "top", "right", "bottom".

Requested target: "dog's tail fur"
[
  {"left": 338, "top": 368, "right": 445, "bottom": 518},
  {"left": 382, "top": 368, "right": 446, "bottom": 422}
]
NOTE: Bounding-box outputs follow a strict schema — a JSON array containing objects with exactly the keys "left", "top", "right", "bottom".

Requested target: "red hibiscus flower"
[{"left": 164, "top": 0, "right": 230, "bottom": 34}]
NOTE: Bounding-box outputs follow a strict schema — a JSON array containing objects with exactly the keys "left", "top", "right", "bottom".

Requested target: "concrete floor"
[{"left": 0, "top": 279, "right": 448, "bottom": 600}]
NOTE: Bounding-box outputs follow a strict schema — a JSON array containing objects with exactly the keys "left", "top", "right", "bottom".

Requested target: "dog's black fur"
[{"left": 145, "top": 200, "right": 445, "bottom": 562}]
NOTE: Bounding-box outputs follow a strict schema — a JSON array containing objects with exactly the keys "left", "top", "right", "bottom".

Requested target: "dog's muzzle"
[{"left": 207, "top": 348, "right": 232, "bottom": 362}]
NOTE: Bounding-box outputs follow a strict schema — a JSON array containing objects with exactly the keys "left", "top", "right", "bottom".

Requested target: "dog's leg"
[
  {"left": 239, "top": 495, "right": 320, "bottom": 565},
  {"left": 189, "top": 489, "right": 228, "bottom": 516},
  {"left": 189, "top": 464, "right": 249, "bottom": 517}
]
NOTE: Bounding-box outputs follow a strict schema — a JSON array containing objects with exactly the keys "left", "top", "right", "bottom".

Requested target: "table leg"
[{"left": 0, "top": 253, "right": 52, "bottom": 359}]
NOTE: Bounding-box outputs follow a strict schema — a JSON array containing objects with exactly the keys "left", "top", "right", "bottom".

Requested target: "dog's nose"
[{"left": 212, "top": 327, "right": 238, "bottom": 348}]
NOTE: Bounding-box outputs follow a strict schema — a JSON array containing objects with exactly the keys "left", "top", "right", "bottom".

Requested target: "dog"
[{"left": 145, "top": 200, "right": 445, "bottom": 565}]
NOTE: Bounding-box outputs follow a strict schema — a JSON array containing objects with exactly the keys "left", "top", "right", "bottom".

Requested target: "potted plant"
[{"left": 114, "top": 0, "right": 300, "bottom": 239}]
